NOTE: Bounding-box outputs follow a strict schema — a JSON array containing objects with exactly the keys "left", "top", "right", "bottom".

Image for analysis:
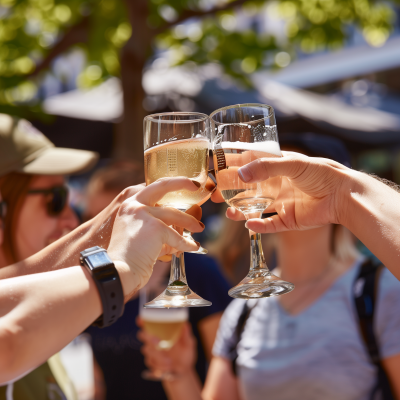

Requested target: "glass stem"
[
  {"left": 245, "top": 212, "right": 270, "bottom": 273},
  {"left": 169, "top": 225, "right": 188, "bottom": 287},
  {"left": 168, "top": 253, "right": 188, "bottom": 287}
]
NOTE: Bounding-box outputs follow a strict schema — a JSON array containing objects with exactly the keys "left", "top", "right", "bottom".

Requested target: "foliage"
[{"left": 0, "top": 0, "right": 398, "bottom": 108}]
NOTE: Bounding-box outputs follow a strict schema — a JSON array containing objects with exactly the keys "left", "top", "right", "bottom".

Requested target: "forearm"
[
  {"left": 0, "top": 266, "right": 102, "bottom": 383},
  {"left": 0, "top": 216, "right": 113, "bottom": 280},
  {"left": 163, "top": 370, "right": 203, "bottom": 400},
  {"left": 341, "top": 170, "right": 400, "bottom": 279}
]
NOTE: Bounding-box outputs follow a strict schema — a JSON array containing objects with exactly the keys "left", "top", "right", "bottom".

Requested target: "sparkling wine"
[
  {"left": 144, "top": 138, "right": 210, "bottom": 210},
  {"left": 141, "top": 308, "right": 187, "bottom": 350},
  {"left": 214, "top": 141, "right": 282, "bottom": 214}
]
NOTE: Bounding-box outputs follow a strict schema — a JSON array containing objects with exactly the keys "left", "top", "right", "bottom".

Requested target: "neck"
[{"left": 276, "top": 226, "right": 333, "bottom": 284}]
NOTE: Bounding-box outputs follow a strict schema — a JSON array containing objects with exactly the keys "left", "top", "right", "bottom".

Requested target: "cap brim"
[{"left": 19, "top": 147, "right": 99, "bottom": 175}]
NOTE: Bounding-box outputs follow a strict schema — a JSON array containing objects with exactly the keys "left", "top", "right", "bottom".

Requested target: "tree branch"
[
  {"left": 155, "top": 0, "right": 250, "bottom": 34},
  {"left": 29, "top": 16, "right": 90, "bottom": 77}
]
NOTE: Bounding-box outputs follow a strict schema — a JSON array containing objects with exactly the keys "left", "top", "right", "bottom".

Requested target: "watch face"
[{"left": 89, "top": 251, "right": 112, "bottom": 268}]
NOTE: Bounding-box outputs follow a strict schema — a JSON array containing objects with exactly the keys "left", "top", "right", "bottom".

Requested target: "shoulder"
[{"left": 213, "top": 299, "right": 246, "bottom": 358}]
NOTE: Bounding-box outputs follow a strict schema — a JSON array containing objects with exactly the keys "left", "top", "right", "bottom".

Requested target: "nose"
[{"left": 59, "top": 204, "right": 79, "bottom": 231}]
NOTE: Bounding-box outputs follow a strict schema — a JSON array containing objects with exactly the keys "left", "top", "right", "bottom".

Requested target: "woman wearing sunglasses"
[{"left": 0, "top": 113, "right": 98, "bottom": 400}]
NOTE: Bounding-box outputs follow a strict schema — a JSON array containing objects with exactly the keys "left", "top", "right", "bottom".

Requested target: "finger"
[
  {"left": 136, "top": 177, "right": 199, "bottom": 206},
  {"left": 226, "top": 207, "right": 246, "bottom": 221},
  {"left": 185, "top": 204, "right": 202, "bottom": 220},
  {"left": 157, "top": 254, "right": 172, "bottom": 262},
  {"left": 149, "top": 207, "right": 204, "bottom": 233},
  {"left": 245, "top": 215, "right": 291, "bottom": 234},
  {"left": 161, "top": 224, "right": 200, "bottom": 253},
  {"left": 237, "top": 152, "right": 348, "bottom": 184},
  {"left": 211, "top": 187, "right": 225, "bottom": 203},
  {"left": 136, "top": 316, "right": 143, "bottom": 327}
]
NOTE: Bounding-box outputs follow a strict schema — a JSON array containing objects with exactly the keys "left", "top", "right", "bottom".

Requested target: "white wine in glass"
[
  {"left": 210, "top": 104, "right": 294, "bottom": 299},
  {"left": 143, "top": 112, "right": 212, "bottom": 308}
]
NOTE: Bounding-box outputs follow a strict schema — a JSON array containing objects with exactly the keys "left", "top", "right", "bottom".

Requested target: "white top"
[{"left": 213, "top": 258, "right": 400, "bottom": 400}]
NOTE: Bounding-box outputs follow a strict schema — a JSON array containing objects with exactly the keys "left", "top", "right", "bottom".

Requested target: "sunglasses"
[{"left": 27, "top": 186, "right": 69, "bottom": 216}]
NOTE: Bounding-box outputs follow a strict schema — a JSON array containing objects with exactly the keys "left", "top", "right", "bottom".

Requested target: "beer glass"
[
  {"left": 143, "top": 112, "right": 212, "bottom": 308},
  {"left": 140, "top": 288, "right": 188, "bottom": 380},
  {"left": 210, "top": 104, "right": 294, "bottom": 299}
]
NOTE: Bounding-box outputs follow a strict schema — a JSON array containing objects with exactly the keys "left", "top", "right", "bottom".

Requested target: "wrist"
[
  {"left": 113, "top": 260, "right": 141, "bottom": 302},
  {"left": 336, "top": 168, "right": 366, "bottom": 227}
]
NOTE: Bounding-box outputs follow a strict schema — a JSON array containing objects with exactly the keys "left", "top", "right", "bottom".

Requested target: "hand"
[
  {"left": 214, "top": 151, "right": 352, "bottom": 233},
  {"left": 138, "top": 318, "right": 197, "bottom": 378},
  {"left": 107, "top": 178, "right": 204, "bottom": 299}
]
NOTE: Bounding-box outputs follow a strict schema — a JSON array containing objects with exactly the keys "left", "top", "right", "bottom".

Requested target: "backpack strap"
[
  {"left": 228, "top": 301, "right": 258, "bottom": 376},
  {"left": 353, "top": 258, "right": 395, "bottom": 400}
]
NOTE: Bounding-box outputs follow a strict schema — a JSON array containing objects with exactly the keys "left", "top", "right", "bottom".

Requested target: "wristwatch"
[{"left": 80, "top": 246, "right": 125, "bottom": 328}]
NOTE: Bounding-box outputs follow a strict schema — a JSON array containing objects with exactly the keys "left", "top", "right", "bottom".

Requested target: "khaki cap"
[{"left": 0, "top": 114, "right": 99, "bottom": 177}]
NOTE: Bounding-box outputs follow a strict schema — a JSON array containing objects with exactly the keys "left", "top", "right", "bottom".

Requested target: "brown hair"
[{"left": 0, "top": 172, "right": 33, "bottom": 264}]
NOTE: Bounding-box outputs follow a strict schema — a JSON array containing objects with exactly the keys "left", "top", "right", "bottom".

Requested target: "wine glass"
[
  {"left": 139, "top": 287, "right": 188, "bottom": 381},
  {"left": 143, "top": 112, "right": 212, "bottom": 308},
  {"left": 210, "top": 104, "right": 294, "bottom": 299}
]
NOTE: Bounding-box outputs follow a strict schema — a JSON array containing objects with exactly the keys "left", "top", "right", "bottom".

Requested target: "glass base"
[
  {"left": 228, "top": 270, "right": 294, "bottom": 299},
  {"left": 144, "top": 285, "right": 212, "bottom": 308}
]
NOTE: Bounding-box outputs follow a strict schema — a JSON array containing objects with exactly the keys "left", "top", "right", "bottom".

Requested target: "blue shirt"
[{"left": 87, "top": 253, "right": 231, "bottom": 400}]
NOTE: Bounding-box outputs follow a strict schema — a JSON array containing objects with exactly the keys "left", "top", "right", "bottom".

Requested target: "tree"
[{"left": 0, "top": 0, "right": 397, "bottom": 160}]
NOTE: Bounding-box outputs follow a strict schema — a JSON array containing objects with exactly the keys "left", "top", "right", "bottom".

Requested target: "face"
[
  {"left": 15, "top": 175, "right": 79, "bottom": 260},
  {"left": 84, "top": 190, "right": 116, "bottom": 221}
]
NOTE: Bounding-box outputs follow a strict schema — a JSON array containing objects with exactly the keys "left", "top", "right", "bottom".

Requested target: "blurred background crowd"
[{"left": 1, "top": 0, "right": 400, "bottom": 399}]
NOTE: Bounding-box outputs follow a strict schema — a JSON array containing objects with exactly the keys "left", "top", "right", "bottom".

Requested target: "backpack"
[{"left": 228, "top": 258, "right": 395, "bottom": 399}]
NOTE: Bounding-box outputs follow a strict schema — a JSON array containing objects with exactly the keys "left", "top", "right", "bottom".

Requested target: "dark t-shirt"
[{"left": 86, "top": 253, "right": 231, "bottom": 400}]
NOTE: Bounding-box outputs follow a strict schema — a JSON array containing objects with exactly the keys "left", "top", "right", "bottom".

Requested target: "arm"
[
  {"left": 0, "top": 184, "right": 145, "bottom": 280},
  {"left": 220, "top": 152, "right": 400, "bottom": 280},
  {"left": 382, "top": 354, "right": 400, "bottom": 399},
  {"left": 0, "top": 178, "right": 203, "bottom": 383},
  {"left": 198, "top": 312, "right": 223, "bottom": 361},
  {"left": 202, "top": 357, "right": 241, "bottom": 400}
]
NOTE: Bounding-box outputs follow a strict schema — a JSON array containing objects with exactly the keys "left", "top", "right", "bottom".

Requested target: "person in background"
[
  {"left": 83, "top": 163, "right": 232, "bottom": 400},
  {"left": 0, "top": 113, "right": 98, "bottom": 399},
  {"left": 139, "top": 134, "right": 400, "bottom": 400}
]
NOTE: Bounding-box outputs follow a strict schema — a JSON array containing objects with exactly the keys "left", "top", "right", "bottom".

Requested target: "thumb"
[{"left": 238, "top": 152, "right": 308, "bottom": 184}]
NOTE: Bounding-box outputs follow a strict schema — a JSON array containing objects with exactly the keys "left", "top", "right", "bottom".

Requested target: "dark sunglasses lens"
[{"left": 48, "top": 188, "right": 68, "bottom": 216}]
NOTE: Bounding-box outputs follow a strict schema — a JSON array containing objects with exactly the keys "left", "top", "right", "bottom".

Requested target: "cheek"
[{"left": 16, "top": 199, "right": 58, "bottom": 256}]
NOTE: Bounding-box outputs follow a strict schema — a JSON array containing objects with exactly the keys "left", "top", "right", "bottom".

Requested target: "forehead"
[{"left": 29, "top": 175, "right": 65, "bottom": 189}]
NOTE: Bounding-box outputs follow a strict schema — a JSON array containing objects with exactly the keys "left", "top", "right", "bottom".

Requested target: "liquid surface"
[
  {"left": 145, "top": 138, "right": 210, "bottom": 210},
  {"left": 142, "top": 320, "right": 185, "bottom": 349},
  {"left": 214, "top": 141, "right": 282, "bottom": 214}
]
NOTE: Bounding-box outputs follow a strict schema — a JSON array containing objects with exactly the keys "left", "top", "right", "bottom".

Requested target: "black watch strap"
[{"left": 80, "top": 246, "right": 125, "bottom": 328}]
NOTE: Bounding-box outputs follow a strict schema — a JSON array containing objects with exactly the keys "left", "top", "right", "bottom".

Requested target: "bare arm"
[
  {"left": 0, "top": 185, "right": 144, "bottom": 280},
  {"left": 382, "top": 354, "right": 400, "bottom": 399},
  {"left": 0, "top": 178, "right": 203, "bottom": 383},
  {"left": 220, "top": 152, "right": 400, "bottom": 281}
]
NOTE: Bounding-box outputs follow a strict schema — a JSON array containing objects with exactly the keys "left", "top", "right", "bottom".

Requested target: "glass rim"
[
  {"left": 144, "top": 111, "right": 209, "bottom": 124},
  {"left": 210, "top": 103, "right": 274, "bottom": 124}
]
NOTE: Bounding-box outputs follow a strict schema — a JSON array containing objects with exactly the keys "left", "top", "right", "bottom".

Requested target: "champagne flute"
[
  {"left": 140, "top": 287, "right": 188, "bottom": 381},
  {"left": 143, "top": 112, "right": 212, "bottom": 308},
  {"left": 210, "top": 104, "right": 294, "bottom": 299}
]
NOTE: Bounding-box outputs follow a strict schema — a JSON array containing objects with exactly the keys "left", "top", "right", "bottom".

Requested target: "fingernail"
[
  {"left": 198, "top": 221, "right": 205, "bottom": 229},
  {"left": 245, "top": 221, "right": 249, "bottom": 229},
  {"left": 191, "top": 180, "right": 201, "bottom": 188},
  {"left": 238, "top": 168, "right": 252, "bottom": 182}
]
